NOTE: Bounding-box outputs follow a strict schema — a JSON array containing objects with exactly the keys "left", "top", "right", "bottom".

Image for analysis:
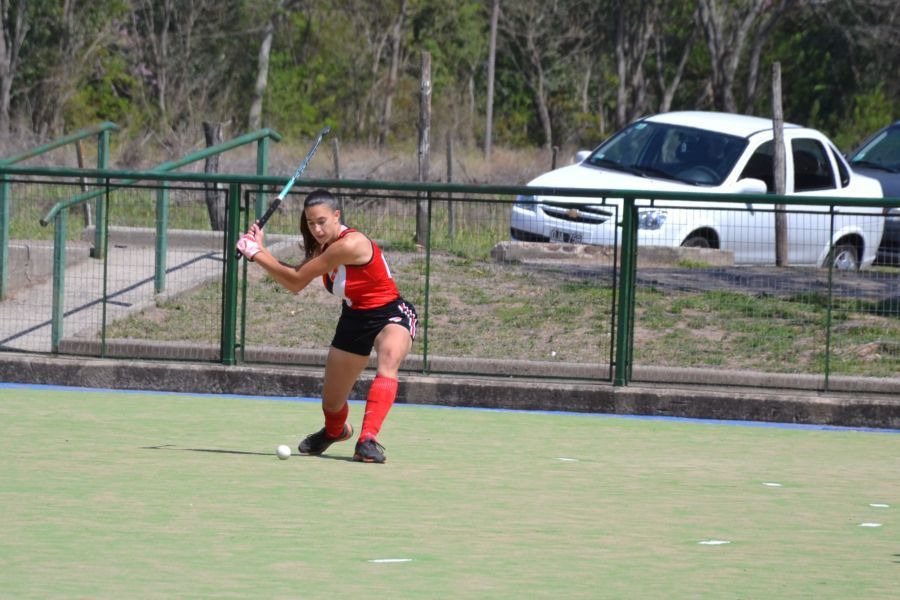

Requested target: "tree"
[
  {"left": 0, "top": 0, "right": 28, "bottom": 134},
  {"left": 378, "top": 0, "right": 409, "bottom": 147},
  {"left": 583, "top": 0, "right": 694, "bottom": 138},
  {"left": 696, "top": 0, "right": 798, "bottom": 113},
  {"left": 128, "top": 0, "right": 246, "bottom": 139},
  {"left": 2, "top": 0, "right": 899, "bottom": 155},
  {"left": 613, "top": 1, "right": 660, "bottom": 128},
  {"left": 410, "top": 0, "right": 488, "bottom": 147},
  {"left": 500, "top": 0, "right": 594, "bottom": 148},
  {"left": 652, "top": 0, "right": 697, "bottom": 114},
  {"left": 248, "top": 8, "right": 277, "bottom": 131},
  {"left": 801, "top": 0, "right": 900, "bottom": 146},
  {"left": 26, "top": 0, "right": 127, "bottom": 136},
  {"left": 334, "top": 0, "right": 408, "bottom": 144}
]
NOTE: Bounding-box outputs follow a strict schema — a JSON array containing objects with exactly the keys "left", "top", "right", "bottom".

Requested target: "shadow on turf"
[
  {"left": 143, "top": 444, "right": 271, "bottom": 456},
  {"left": 142, "top": 444, "right": 355, "bottom": 461}
]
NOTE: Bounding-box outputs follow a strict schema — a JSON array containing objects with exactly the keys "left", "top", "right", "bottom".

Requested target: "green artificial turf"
[{"left": 1, "top": 386, "right": 897, "bottom": 599}]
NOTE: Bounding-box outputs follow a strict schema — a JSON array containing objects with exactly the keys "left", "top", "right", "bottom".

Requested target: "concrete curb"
[
  {"left": 1, "top": 353, "right": 897, "bottom": 430},
  {"left": 54, "top": 338, "right": 900, "bottom": 395},
  {"left": 491, "top": 240, "right": 735, "bottom": 267}
]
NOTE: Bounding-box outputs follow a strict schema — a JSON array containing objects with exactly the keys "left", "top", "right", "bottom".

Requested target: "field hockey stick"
[{"left": 236, "top": 125, "right": 331, "bottom": 259}]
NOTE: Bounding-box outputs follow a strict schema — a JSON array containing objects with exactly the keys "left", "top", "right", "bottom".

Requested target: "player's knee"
[
  {"left": 378, "top": 340, "right": 410, "bottom": 369},
  {"left": 377, "top": 346, "right": 402, "bottom": 369}
]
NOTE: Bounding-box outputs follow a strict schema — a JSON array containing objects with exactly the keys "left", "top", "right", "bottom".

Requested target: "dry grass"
[
  {"left": 0, "top": 129, "right": 573, "bottom": 186},
  {"left": 222, "top": 139, "right": 570, "bottom": 186}
]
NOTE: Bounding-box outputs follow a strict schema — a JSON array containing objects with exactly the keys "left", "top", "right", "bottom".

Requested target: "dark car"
[{"left": 849, "top": 122, "right": 900, "bottom": 265}]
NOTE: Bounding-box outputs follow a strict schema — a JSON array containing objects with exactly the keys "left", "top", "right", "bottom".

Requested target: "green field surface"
[{"left": 1, "top": 386, "right": 898, "bottom": 599}]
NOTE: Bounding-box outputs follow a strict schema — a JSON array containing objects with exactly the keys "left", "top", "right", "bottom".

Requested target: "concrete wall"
[
  {"left": 1, "top": 353, "right": 897, "bottom": 430},
  {"left": 5, "top": 241, "right": 91, "bottom": 293}
]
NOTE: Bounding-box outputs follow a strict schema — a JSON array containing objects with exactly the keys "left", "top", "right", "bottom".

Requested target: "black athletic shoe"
[
  {"left": 353, "top": 438, "right": 386, "bottom": 463},
  {"left": 298, "top": 423, "right": 353, "bottom": 456}
]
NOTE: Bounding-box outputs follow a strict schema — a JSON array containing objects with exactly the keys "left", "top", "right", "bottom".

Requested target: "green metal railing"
[
  {"left": 0, "top": 163, "right": 897, "bottom": 391},
  {"left": 0, "top": 122, "right": 119, "bottom": 299},
  {"left": 34, "top": 130, "right": 281, "bottom": 351}
]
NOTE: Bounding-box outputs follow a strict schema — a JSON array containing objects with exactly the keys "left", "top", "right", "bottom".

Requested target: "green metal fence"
[
  {"left": 0, "top": 122, "right": 119, "bottom": 300},
  {"left": 0, "top": 164, "right": 897, "bottom": 394}
]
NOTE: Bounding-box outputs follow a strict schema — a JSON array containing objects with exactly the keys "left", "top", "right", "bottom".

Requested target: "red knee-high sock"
[
  {"left": 324, "top": 402, "right": 349, "bottom": 438},
  {"left": 360, "top": 376, "right": 398, "bottom": 442}
]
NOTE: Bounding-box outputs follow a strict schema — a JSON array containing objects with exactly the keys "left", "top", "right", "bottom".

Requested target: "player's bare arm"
[{"left": 250, "top": 230, "right": 371, "bottom": 294}]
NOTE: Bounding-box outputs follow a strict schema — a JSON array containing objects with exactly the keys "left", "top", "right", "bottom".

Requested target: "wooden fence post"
[
  {"left": 447, "top": 132, "right": 455, "bottom": 241},
  {"left": 416, "top": 51, "right": 432, "bottom": 246},
  {"left": 772, "top": 62, "right": 788, "bottom": 267}
]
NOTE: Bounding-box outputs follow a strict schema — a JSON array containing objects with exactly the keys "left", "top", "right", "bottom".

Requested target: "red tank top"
[{"left": 321, "top": 227, "right": 400, "bottom": 309}]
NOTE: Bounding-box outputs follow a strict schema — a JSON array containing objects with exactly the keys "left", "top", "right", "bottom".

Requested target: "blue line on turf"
[{"left": 2, "top": 381, "right": 898, "bottom": 435}]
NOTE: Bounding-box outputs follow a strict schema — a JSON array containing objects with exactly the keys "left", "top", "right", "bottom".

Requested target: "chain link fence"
[{"left": 0, "top": 170, "right": 897, "bottom": 393}]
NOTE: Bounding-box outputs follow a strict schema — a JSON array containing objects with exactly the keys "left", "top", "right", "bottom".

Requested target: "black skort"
[{"left": 331, "top": 297, "right": 418, "bottom": 356}]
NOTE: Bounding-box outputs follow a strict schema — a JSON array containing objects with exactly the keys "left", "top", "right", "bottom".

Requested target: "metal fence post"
[
  {"left": 422, "top": 191, "right": 433, "bottom": 373},
  {"left": 92, "top": 129, "right": 112, "bottom": 259},
  {"left": 614, "top": 196, "right": 638, "bottom": 386},
  {"left": 220, "top": 183, "right": 241, "bottom": 365},
  {"left": 0, "top": 175, "right": 9, "bottom": 299},
  {"left": 824, "top": 207, "right": 836, "bottom": 391},
  {"left": 154, "top": 182, "right": 170, "bottom": 294},
  {"left": 255, "top": 137, "right": 269, "bottom": 219},
  {"left": 51, "top": 208, "right": 69, "bottom": 352},
  {"left": 100, "top": 190, "right": 110, "bottom": 358}
]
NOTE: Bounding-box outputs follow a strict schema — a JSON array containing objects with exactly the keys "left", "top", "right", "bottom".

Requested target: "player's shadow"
[
  {"left": 142, "top": 444, "right": 355, "bottom": 461},
  {"left": 308, "top": 454, "right": 355, "bottom": 462},
  {"left": 143, "top": 444, "right": 270, "bottom": 456}
]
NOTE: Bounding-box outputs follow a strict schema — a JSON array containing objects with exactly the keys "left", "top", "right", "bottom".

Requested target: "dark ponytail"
[{"left": 300, "top": 189, "right": 341, "bottom": 260}]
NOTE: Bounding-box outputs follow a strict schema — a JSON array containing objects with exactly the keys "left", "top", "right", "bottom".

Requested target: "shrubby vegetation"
[{"left": 1, "top": 0, "right": 898, "bottom": 157}]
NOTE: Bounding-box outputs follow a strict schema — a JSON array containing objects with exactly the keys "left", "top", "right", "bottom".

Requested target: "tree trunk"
[
  {"left": 534, "top": 65, "right": 553, "bottom": 149},
  {"left": 581, "top": 63, "right": 592, "bottom": 114},
  {"left": 157, "top": 0, "right": 173, "bottom": 126},
  {"left": 614, "top": 8, "right": 628, "bottom": 129},
  {"left": 742, "top": 1, "right": 793, "bottom": 114},
  {"left": 359, "top": 15, "right": 391, "bottom": 145},
  {"left": 697, "top": 0, "right": 771, "bottom": 113},
  {"left": 524, "top": 30, "right": 552, "bottom": 149},
  {"left": 657, "top": 26, "right": 695, "bottom": 114},
  {"left": 772, "top": 62, "right": 788, "bottom": 267},
  {"left": 379, "top": 0, "right": 408, "bottom": 147},
  {"left": 467, "top": 74, "right": 476, "bottom": 147},
  {"left": 0, "top": 0, "right": 28, "bottom": 134},
  {"left": 484, "top": 0, "right": 500, "bottom": 163},
  {"left": 203, "top": 121, "right": 226, "bottom": 231},
  {"left": 248, "top": 17, "right": 275, "bottom": 130},
  {"left": 614, "top": 2, "right": 657, "bottom": 128},
  {"left": 415, "top": 51, "right": 431, "bottom": 246},
  {"left": 331, "top": 137, "right": 344, "bottom": 214}
]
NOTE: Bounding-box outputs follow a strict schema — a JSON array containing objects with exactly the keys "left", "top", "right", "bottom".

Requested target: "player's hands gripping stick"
[
  {"left": 235, "top": 125, "right": 330, "bottom": 261},
  {"left": 236, "top": 231, "right": 261, "bottom": 261}
]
